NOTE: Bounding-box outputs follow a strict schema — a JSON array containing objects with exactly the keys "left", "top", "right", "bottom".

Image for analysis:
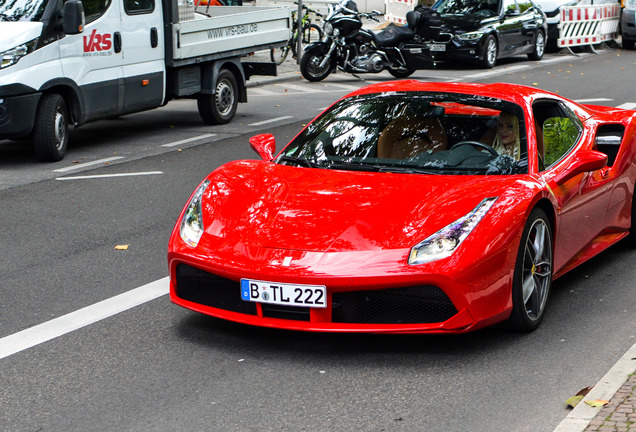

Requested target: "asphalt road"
[{"left": 1, "top": 47, "right": 635, "bottom": 431}]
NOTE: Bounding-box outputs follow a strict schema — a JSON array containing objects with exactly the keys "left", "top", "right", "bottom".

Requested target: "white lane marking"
[
  {"left": 0, "top": 278, "right": 169, "bottom": 360},
  {"left": 324, "top": 83, "right": 359, "bottom": 91},
  {"left": 553, "top": 341, "right": 636, "bottom": 432},
  {"left": 574, "top": 98, "right": 613, "bottom": 103},
  {"left": 282, "top": 83, "right": 322, "bottom": 92},
  {"left": 250, "top": 87, "right": 277, "bottom": 96},
  {"left": 464, "top": 64, "right": 530, "bottom": 79},
  {"left": 53, "top": 157, "right": 125, "bottom": 173},
  {"left": 249, "top": 116, "right": 294, "bottom": 126},
  {"left": 617, "top": 102, "right": 636, "bottom": 110},
  {"left": 55, "top": 172, "right": 163, "bottom": 181},
  {"left": 161, "top": 133, "right": 216, "bottom": 148}
]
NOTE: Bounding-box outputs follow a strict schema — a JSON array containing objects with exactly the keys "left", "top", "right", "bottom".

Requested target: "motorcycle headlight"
[
  {"left": 0, "top": 38, "right": 38, "bottom": 69},
  {"left": 458, "top": 32, "right": 484, "bottom": 41},
  {"left": 324, "top": 22, "right": 334, "bottom": 36},
  {"left": 408, "top": 197, "right": 498, "bottom": 265},
  {"left": 179, "top": 179, "right": 210, "bottom": 247}
]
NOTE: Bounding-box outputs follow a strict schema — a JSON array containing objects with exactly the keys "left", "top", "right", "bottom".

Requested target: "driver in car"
[{"left": 481, "top": 111, "right": 521, "bottom": 160}]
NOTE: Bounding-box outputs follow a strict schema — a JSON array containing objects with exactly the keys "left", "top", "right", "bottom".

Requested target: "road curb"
[{"left": 553, "top": 341, "right": 636, "bottom": 432}]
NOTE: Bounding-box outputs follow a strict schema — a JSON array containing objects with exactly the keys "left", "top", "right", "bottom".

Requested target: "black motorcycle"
[{"left": 300, "top": 0, "right": 440, "bottom": 82}]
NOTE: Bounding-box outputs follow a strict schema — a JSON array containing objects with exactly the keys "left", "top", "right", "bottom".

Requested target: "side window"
[
  {"left": 80, "top": 0, "right": 111, "bottom": 23},
  {"left": 533, "top": 100, "right": 582, "bottom": 170},
  {"left": 517, "top": 0, "right": 533, "bottom": 12},
  {"left": 502, "top": 0, "right": 519, "bottom": 13},
  {"left": 124, "top": 0, "right": 154, "bottom": 14}
]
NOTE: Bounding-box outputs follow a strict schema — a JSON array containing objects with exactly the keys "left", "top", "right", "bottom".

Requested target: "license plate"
[
  {"left": 428, "top": 44, "right": 446, "bottom": 52},
  {"left": 240, "top": 279, "right": 327, "bottom": 308}
]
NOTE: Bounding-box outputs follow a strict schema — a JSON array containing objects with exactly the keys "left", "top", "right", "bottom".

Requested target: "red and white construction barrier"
[
  {"left": 385, "top": 0, "right": 416, "bottom": 24},
  {"left": 558, "top": 3, "right": 620, "bottom": 48}
]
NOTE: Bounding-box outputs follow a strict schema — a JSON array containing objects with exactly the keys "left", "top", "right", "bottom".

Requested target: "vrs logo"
[{"left": 83, "top": 29, "right": 112, "bottom": 52}]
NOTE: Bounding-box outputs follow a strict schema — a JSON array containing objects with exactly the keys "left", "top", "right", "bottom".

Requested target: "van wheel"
[
  {"left": 33, "top": 93, "right": 68, "bottom": 162},
  {"left": 198, "top": 69, "right": 238, "bottom": 125}
]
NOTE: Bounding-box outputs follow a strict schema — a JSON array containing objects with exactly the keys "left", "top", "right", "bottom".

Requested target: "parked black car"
[{"left": 428, "top": 0, "right": 548, "bottom": 68}]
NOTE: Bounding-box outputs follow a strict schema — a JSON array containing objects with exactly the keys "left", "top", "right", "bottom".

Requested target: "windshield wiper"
[
  {"left": 277, "top": 155, "right": 323, "bottom": 168},
  {"left": 378, "top": 165, "right": 442, "bottom": 175}
]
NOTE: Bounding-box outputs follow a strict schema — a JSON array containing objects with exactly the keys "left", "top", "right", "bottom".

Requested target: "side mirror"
[
  {"left": 63, "top": 0, "right": 85, "bottom": 35},
  {"left": 249, "top": 133, "right": 276, "bottom": 161},
  {"left": 553, "top": 150, "right": 607, "bottom": 184},
  {"left": 504, "top": 8, "right": 520, "bottom": 16}
]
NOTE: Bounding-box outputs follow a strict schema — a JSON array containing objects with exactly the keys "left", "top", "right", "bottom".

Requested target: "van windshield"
[{"left": 0, "top": 0, "right": 48, "bottom": 21}]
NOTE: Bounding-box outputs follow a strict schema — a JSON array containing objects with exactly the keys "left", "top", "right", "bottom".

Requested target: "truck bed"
[{"left": 168, "top": 6, "right": 291, "bottom": 66}]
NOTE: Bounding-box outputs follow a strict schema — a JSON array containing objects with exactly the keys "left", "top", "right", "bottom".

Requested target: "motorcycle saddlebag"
[
  {"left": 413, "top": 6, "right": 442, "bottom": 40},
  {"left": 400, "top": 44, "right": 434, "bottom": 69}
]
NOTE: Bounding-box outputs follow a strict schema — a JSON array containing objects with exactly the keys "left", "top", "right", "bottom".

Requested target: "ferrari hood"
[{"left": 200, "top": 161, "right": 522, "bottom": 253}]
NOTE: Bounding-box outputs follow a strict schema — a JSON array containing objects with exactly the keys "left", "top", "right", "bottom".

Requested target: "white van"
[{"left": 0, "top": 0, "right": 290, "bottom": 161}]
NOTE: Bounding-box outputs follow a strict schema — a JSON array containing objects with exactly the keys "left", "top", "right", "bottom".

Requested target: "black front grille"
[
  {"left": 175, "top": 264, "right": 257, "bottom": 315},
  {"left": 332, "top": 285, "right": 457, "bottom": 324},
  {"left": 432, "top": 33, "right": 453, "bottom": 43}
]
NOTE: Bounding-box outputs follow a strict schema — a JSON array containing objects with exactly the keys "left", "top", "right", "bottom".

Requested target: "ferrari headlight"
[
  {"left": 0, "top": 39, "right": 38, "bottom": 69},
  {"left": 179, "top": 179, "right": 210, "bottom": 247},
  {"left": 409, "top": 197, "right": 498, "bottom": 265},
  {"left": 458, "top": 32, "right": 483, "bottom": 41}
]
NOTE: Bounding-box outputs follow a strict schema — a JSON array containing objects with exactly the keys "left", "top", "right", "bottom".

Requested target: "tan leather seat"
[{"left": 377, "top": 115, "right": 447, "bottom": 159}]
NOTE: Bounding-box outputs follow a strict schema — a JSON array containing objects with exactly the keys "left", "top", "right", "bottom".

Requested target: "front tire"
[
  {"left": 507, "top": 207, "right": 553, "bottom": 332},
  {"left": 624, "top": 37, "right": 635, "bottom": 50},
  {"left": 33, "top": 93, "right": 69, "bottom": 162},
  {"left": 528, "top": 30, "right": 545, "bottom": 60},
  {"left": 300, "top": 45, "right": 333, "bottom": 82},
  {"left": 479, "top": 35, "right": 498, "bottom": 69},
  {"left": 197, "top": 68, "right": 238, "bottom": 125}
]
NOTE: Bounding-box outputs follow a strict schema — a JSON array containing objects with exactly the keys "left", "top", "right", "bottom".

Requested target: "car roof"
[{"left": 344, "top": 81, "right": 562, "bottom": 108}]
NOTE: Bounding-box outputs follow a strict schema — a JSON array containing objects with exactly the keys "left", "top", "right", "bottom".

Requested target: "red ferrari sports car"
[{"left": 167, "top": 81, "right": 636, "bottom": 333}]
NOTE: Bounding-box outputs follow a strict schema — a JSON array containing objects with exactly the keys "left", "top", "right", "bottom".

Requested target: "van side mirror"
[{"left": 63, "top": 0, "right": 85, "bottom": 35}]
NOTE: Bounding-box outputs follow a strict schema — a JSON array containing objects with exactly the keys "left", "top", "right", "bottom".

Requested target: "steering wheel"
[{"left": 450, "top": 140, "right": 499, "bottom": 156}]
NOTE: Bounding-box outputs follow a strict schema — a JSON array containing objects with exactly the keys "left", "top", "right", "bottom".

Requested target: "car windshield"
[
  {"left": 280, "top": 92, "right": 528, "bottom": 176},
  {"left": 0, "top": 0, "right": 49, "bottom": 21},
  {"left": 433, "top": 0, "right": 501, "bottom": 15}
]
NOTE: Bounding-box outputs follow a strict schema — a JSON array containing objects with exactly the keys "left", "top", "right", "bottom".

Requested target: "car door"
[
  {"left": 516, "top": 0, "right": 541, "bottom": 51},
  {"left": 119, "top": 0, "right": 165, "bottom": 113},
  {"left": 534, "top": 100, "right": 613, "bottom": 272},
  {"left": 497, "top": 0, "right": 525, "bottom": 55},
  {"left": 59, "top": 0, "right": 124, "bottom": 121}
]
